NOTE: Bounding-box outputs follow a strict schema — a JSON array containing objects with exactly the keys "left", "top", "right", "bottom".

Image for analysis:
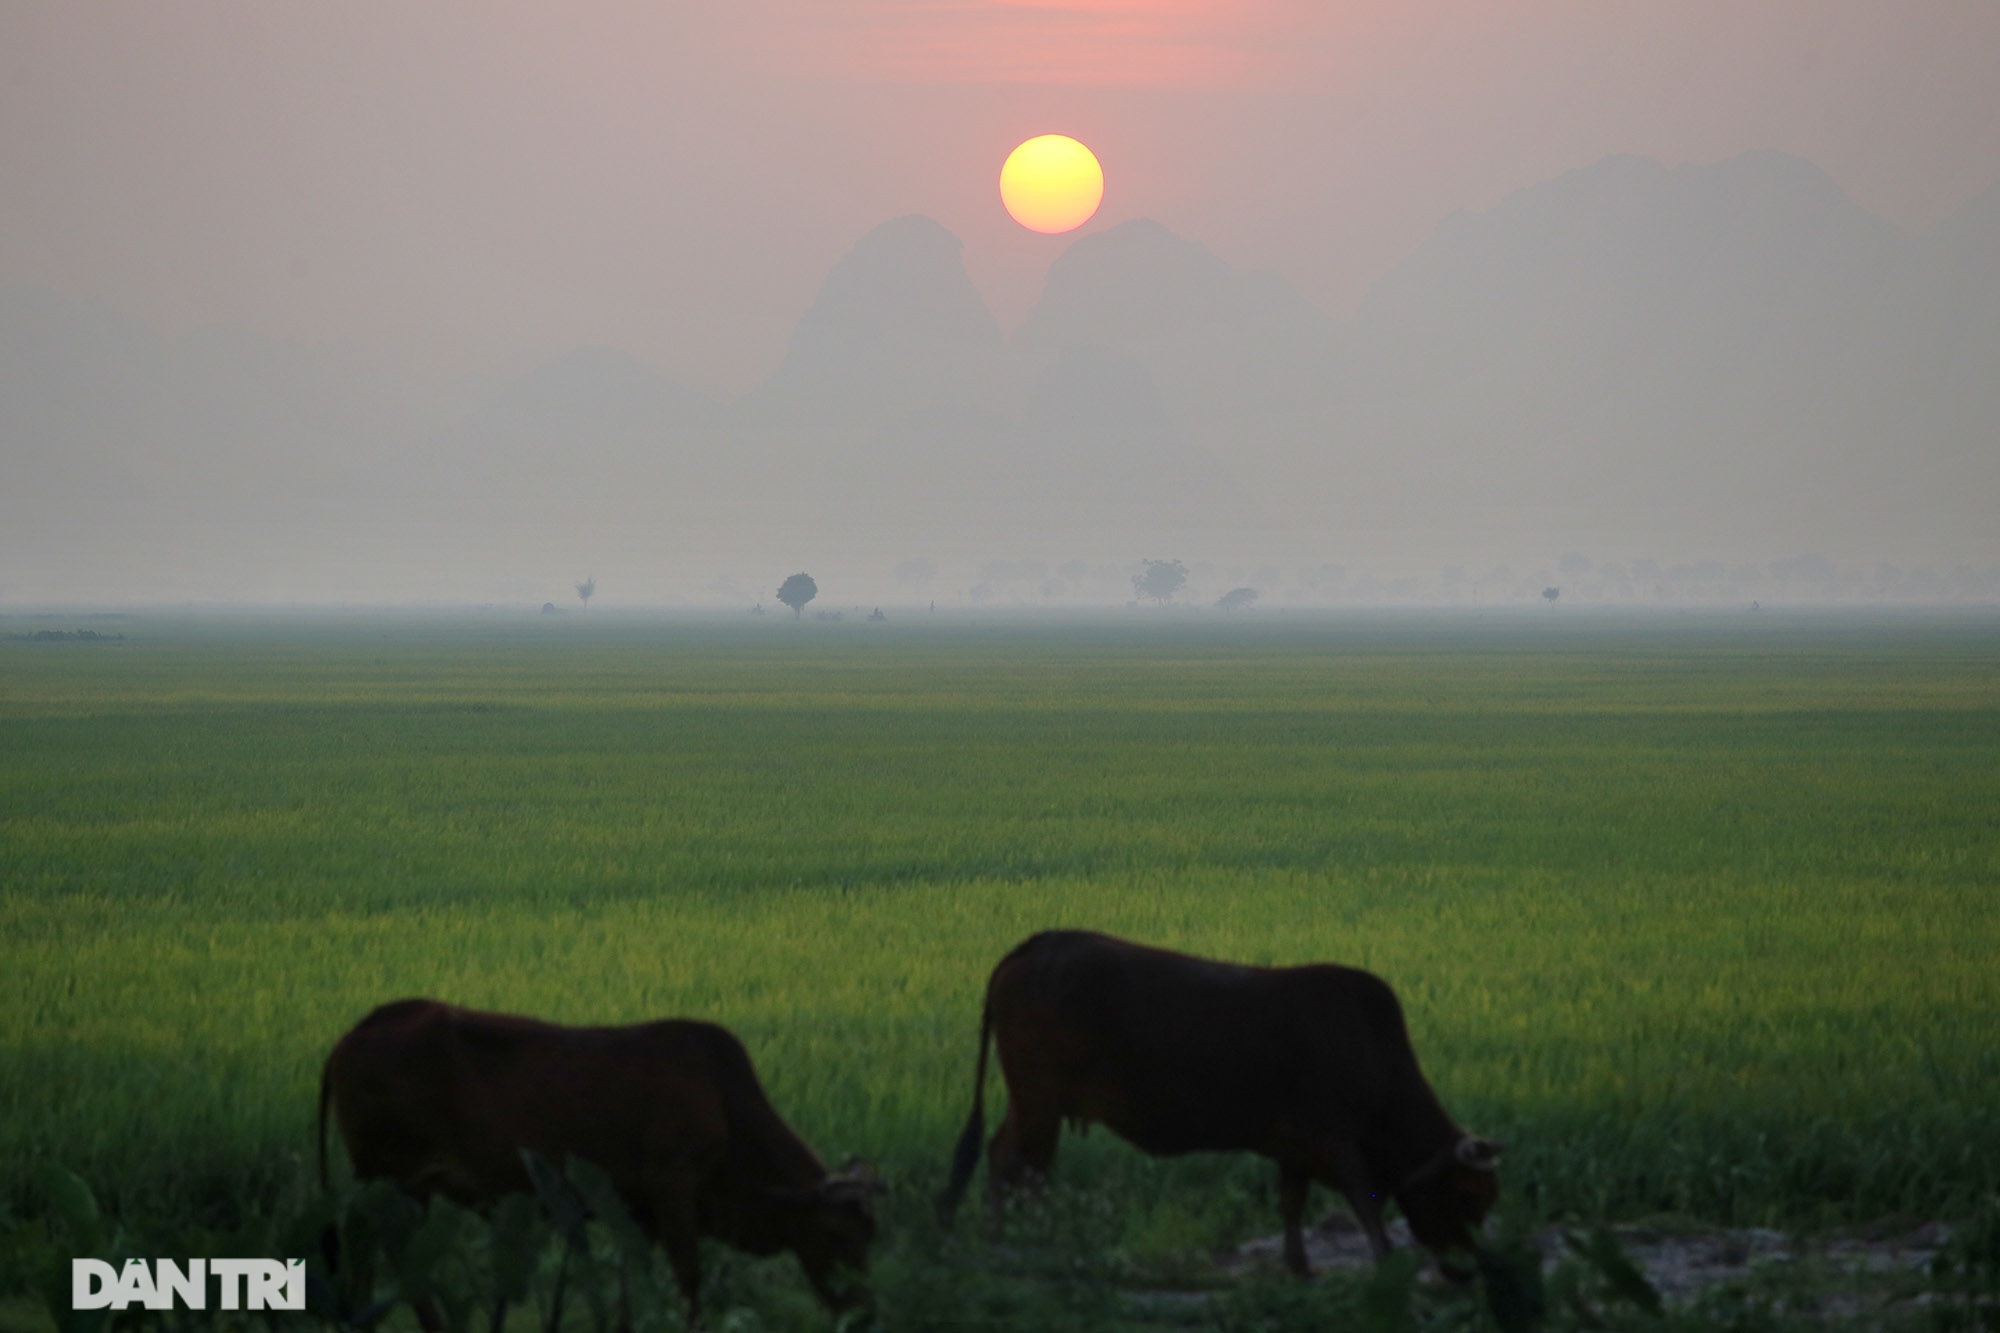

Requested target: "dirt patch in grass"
[{"left": 1213, "top": 1213, "right": 1961, "bottom": 1322}]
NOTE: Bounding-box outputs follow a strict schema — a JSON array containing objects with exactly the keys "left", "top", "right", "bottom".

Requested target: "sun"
[{"left": 1000, "top": 135, "right": 1104, "bottom": 235}]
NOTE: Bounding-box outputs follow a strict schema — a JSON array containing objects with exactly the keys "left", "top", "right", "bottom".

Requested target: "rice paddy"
[{"left": 2, "top": 608, "right": 1996, "bottom": 1325}]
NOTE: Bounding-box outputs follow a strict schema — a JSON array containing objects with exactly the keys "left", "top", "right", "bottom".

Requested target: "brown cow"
[
  {"left": 934, "top": 931, "right": 1502, "bottom": 1277},
  {"left": 319, "top": 999, "right": 880, "bottom": 1327}
]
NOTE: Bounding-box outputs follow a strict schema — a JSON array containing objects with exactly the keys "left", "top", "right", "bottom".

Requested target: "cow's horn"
[{"left": 1454, "top": 1135, "right": 1503, "bottom": 1170}]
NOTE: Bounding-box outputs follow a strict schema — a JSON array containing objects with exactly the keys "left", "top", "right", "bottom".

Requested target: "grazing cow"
[
  {"left": 935, "top": 931, "right": 1501, "bottom": 1277},
  {"left": 319, "top": 999, "right": 881, "bottom": 1327}
]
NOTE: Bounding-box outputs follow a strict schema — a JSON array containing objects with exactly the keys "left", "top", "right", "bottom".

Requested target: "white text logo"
[{"left": 71, "top": 1259, "right": 306, "bottom": 1311}]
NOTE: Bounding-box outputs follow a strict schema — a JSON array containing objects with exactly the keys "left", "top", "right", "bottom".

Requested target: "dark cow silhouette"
[
  {"left": 319, "top": 999, "right": 880, "bottom": 1326},
  {"left": 935, "top": 931, "right": 1501, "bottom": 1276}
]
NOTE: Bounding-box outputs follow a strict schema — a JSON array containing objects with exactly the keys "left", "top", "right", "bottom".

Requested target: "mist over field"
[{"left": 2, "top": 6, "right": 1997, "bottom": 608}]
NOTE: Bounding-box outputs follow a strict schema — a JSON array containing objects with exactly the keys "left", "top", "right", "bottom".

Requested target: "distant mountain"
[
  {"left": 1925, "top": 182, "right": 2000, "bottom": 301},
  {"left": 1026, "top": 343, "right": 1176, "bottom": 437},
  {"left": 1017, "top": 219, "right": 1335, "bottom": 426},
  {"left": 750, "top": 214, "right": 1007, "bottom": 424},
  {"left": 1319, "top": 150, "right": 1997, "bottom": 555},
  {"left": 9, "top": 149, "right": 1997, "bottom": 602},
  {"left": 1895, "top": 183, "right": 2000, "bottom": 413},
  {"left": 744, "top": 218, "right": 1266, "bottom": 541},
  {"left": 1358, "top": 152, "right": 1900, "bottom": 403}
]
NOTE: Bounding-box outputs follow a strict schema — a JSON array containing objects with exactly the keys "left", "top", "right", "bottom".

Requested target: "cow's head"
[
  {"left": 769, "top": 1160, "right": 885, "bottom": 1310},
  {"left": 1395, "top": 1134, "right": 1502, "bottom": 1273}
]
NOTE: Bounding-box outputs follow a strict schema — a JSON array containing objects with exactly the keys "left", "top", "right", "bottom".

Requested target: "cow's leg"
[
  {"left": 644, "top": 1172, "right": 706, "bottom": 1330},
  {"left": 1278, "top": 1163, "right": 1314, "bottom": 1278},
  {"left": 985, "top": 1102, "right": 1060, "bottom": 1221},
  {"left": 410, "top": 1293, "right": 449, "bottom": 1332},
  {"left": 391, "top": 1177, "right": 454, "bottom": 1331},
  {"left": 614, "top": 1269, "right": 634, "bottom": 1333},
  {"left": 1320, "top": 1141, "right": 1394, "bottom": 1262}
]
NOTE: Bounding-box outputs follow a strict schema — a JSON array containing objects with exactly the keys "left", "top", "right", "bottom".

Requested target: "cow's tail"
[
  {"left": 933, "top": 998, "right": 994, "bottom": 1228},
  {"left": 317, "top": 1055, "right": 336, "bottom": 1190},
  {"left": 316, "top": 1053, "right": 343, "bottom": 1276}
]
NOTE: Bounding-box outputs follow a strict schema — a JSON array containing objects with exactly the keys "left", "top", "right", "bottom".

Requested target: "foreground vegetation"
[{"left": 3, "top": 609, "right": 1997, "bottom": 1328}]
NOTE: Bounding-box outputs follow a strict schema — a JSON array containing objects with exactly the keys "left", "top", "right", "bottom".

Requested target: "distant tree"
[
  {"left": 576, "top": 575, "right": 596, "bottom": 608},
  {"left": 1216, "top": 587, "right": 1258, "bottom": 613},
  {"left": 1542, "top": 586, "right": 1561, "bottom": 606},
  {"left": 1133, "top": 559, "right": 1189, "bottom": 606},
  {"left": 777, "top": 573, "right": 818, "bottom": 619}
]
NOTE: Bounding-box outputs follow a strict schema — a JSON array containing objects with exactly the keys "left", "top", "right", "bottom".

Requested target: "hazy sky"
[{"left": 6, "top": 2, "right": 1998, "bottom": 393}]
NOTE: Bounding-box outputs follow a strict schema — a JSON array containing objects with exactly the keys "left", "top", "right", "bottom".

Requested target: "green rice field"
[{"left": 3, "top": 608, "right": 1997, "bottom": 1324}]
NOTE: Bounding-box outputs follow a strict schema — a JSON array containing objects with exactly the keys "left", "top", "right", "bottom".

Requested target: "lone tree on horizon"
[
  {"left": 1133, "top": 558, "right": 1189, "bottom": 606},
  {"left": 1542, "top": 586, "right": 1561, "bottom": 606},
  {"left": 777, "top": 572, "right": 818, "bottom": 619},
  {"left": 1217, "top": 587, "right": 1258, "bottom": 613},
  {"left": 576, "top": 575, "right": 596, "bottom": 608}
]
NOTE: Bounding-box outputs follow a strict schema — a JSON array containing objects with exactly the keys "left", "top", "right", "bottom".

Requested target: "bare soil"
[{"left": 1219, "top": 1213, "right": 1957, "bottom": 1313}]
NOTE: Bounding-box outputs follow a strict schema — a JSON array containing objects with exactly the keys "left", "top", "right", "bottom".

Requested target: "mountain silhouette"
[
  {"left": 1018, "top": 219, "right": 1335, "bottom": 425},
  {"left": 1316, "top": 149, "right": 1996, "bottom": 556},
  {"left": 742, "top": 218, "right": 1265, "bottom": 541},
  {"left": 751, "top": 214, "right": 1006, "bottom": 424},
  {"left": 8, "top": 149, "right": 1998, "bottom": 602},
  {"left": 1360, "top": 151, "right": 1900, "bottom": 392}
]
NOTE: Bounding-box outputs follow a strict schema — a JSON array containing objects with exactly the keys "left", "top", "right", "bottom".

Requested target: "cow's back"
[
  {"left": 985, "top": 932, "right": 1445, "bottom": 1156},
  {"left": 324, "top": 1000, "right": 737, "bottom": 1208}
]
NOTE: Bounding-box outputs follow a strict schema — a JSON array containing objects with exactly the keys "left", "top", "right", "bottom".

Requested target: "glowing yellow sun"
[{"left": 1000, "top": 135, "right": 1104, "bottom": 234}]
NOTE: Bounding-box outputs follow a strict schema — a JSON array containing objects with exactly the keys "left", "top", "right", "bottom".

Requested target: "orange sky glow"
[
  {"left": 757, "top": 0, "right": 1305, "bottom": 88},
  {"left": 3, "top": 1, "right": 1998, "bottom": 390}
]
